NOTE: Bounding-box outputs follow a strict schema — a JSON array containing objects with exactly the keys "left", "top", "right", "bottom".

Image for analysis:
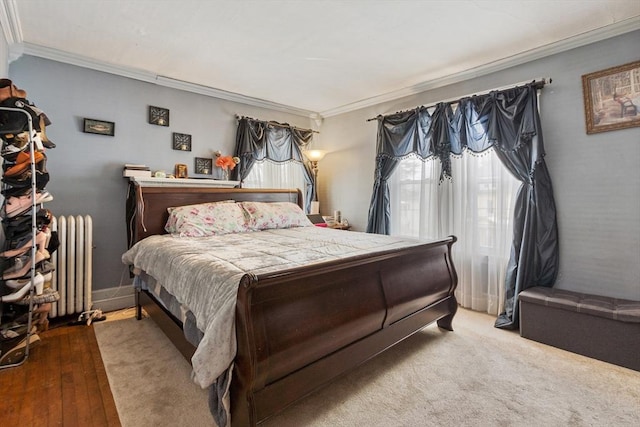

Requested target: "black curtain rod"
[
  {"left": 236, "top": 115, "right": 319, "bottom": 134},
  {"left": 366, "top": 78, "right": 551, "bottom": 122}
]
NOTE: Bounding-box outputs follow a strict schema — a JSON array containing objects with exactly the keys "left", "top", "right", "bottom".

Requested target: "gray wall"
[
  {"left": 320, "top": 30, "right": 640, "bottom": 301},
  {"left": 9, "top": 55, "right": 313, "bottom": 296}
]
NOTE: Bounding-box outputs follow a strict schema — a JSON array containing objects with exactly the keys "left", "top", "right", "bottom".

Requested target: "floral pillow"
[
  {"left": 240, "top": 201, "right": 313, "bottom": 231},
  {"left": 164, "top": 200, "right": 249, "bottom": 237}
]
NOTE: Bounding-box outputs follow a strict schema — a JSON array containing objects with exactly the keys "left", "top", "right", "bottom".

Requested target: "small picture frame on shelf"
[
  {"left": 148, "top": 105, "right": 170, "bottom": 126},
  {"left": 172, "top": 132, "right": 192, "bottom": 151},
  {"left": 194, "top": 157, "right": 213, "bottom": 175},
  {"left": 175, "top": 163, "right": 188, "bottom": 178},
  {"left": 83, "top": 118, "right": 115, "bottom": 136}
]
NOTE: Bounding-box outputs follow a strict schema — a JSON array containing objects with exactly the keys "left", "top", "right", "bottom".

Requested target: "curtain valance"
[
  {"left": 233, "top": 117, "right": 315, "bottom": 212},
  {"left": 373, "top": 84, "right": 543, "bottom": 181}
]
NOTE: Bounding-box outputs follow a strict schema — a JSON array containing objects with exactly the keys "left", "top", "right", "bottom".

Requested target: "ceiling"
[{"left": 2, "top": 0, "right": 639, "bottom": 118}]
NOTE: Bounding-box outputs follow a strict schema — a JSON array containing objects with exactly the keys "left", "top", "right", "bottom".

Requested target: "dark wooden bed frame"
[{"left": 126, "top": 184, "right": 458, "bottom": 426}]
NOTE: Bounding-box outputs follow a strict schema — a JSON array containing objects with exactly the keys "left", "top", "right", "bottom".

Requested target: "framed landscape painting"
[{"left": 582, "top": 60, "right": 640, "bottom": 134}]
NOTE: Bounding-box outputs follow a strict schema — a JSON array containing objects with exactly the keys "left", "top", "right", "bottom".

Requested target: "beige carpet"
[{"left": 94, "top": 308, "right": 640, "bottom": 427}]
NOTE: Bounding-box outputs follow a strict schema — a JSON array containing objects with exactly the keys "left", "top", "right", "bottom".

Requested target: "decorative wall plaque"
[
  {"left": 194, "top": 157, "right": 213, "bottom": 175},
  {"left": 172, "top": 132, "right": 191, "bottom": 151},
  {"left": 149, "top": 105, "right": 169, "bottom": 126}
]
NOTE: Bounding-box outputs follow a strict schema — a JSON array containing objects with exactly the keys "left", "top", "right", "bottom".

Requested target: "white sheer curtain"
[
  {"left": 243, "top": 159, "right": 307, "bottom": 205},
  {"left": 389, "top": 149, "right": 519, "bottom": 315}
]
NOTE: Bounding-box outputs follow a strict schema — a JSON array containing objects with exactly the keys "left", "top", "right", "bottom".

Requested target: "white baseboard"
[{"left": 92, "top": 285, "right": 136, "bottom": 313}]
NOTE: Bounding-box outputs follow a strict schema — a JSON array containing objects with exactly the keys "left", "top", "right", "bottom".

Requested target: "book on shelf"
[
  {"left": 123, "top": 169, "right": 152, "bottom": 177},
  {"left": 123, "top": 163, "right": 150, "bottom": 171}
]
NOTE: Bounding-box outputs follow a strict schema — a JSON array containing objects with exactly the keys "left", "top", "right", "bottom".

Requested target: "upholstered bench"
[{"left": 519, "top": 287, "right": 640, "bottom": 371}]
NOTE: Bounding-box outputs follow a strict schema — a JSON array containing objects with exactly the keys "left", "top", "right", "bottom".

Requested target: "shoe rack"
[{"left": 0, "top": 83, "right": 58, "bottom": 369}]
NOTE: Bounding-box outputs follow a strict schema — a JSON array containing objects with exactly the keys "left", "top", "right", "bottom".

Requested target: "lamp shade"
[{"left": 304, "top": 150, "right": 327, "bottom": 162}]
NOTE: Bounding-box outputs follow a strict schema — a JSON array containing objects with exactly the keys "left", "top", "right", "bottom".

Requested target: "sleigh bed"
[{"left": 123, "top": 184, "right": 458, "bottom": 426}]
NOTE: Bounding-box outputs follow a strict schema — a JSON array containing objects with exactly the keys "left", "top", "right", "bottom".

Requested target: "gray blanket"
[{"left": 122, "top": 226, "right": 421, "bottom": 389}]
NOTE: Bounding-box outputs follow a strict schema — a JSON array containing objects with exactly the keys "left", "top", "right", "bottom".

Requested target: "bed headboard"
[{"left": 125, "top": 185, "right": 303, "bottom": 246}]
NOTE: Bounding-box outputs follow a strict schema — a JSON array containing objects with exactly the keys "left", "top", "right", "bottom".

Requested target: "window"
[
  {"left": 389, "top": 149, "right": 520, "bottom": 314},
  {"left": 243, "top": 159, "right": 307, "bottom": 205},
  {"left": 390, "top": 155, "right": 442, "bottom": 240}
]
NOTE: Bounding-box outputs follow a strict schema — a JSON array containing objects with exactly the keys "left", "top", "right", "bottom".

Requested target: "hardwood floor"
[{"left": 0, "top": 323, "right": 121, "bottom": 426}]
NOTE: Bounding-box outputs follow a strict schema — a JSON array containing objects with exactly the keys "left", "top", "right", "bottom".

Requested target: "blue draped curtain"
[
  {"left": 366, "top": 83, "right": 559, "bottom": 329},
  {"left": 233, "top": 117, "right": 315, "bottom": 213}
]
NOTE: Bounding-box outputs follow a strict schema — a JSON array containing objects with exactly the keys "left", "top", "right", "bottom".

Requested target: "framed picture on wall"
[
  {"left": 172, "top": 132, "right": 191, "bottom": 151},
  {"left": 148, "top": 105, "right": 170, "bottom": 126},
  {"left": 582, "top": 60, "right": 640, "bottom": 134},
  {"left": 194, "top": 157, "right": 212, "bottom": 175},
  {"left": 83, "top": 118, "right": 115, "bottom": 136}
]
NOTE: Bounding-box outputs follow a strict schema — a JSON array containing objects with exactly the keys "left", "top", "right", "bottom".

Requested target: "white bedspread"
[{"left": 122, "top": 226, "right": 422, "bottom": 389}]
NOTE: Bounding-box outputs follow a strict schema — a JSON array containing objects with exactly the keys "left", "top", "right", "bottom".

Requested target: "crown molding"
[
  {"left": 0, "top": 0, "right": 22, "bottom": 45},
  {"left": 154, "top": 75, "right": 317, "bottom": 118},
  {"left": 18, "top": 42, "right": 159, "bottom": 83},
  {"left": 13, "top": 42, "right": 317, "bottom": 119},
  {"left": 320, "top": 16, "right": 640, "bottom": 118}
]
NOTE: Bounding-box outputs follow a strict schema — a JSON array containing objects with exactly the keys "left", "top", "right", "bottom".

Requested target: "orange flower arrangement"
[{"left": 213, "top": 151, "right": 240, "bottom": 170}]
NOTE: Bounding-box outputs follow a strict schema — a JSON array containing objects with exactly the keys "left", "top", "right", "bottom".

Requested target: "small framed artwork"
[
  {"left": 83, "top": 118, "right": 115, "bottom": 136},
  {"left": 172, "top": 132, "right": 192, "bottom": 151},
  {"left": 175, "top": 163, "right": 188, "bottom": 178},
  {"left": 582, "top": 60, "right": 640, "bottom": 134},
  {"left": 194, "top": 157, "right": 212, "bottom": 175},
  {"left": 148, "top": 105, "right": 170, "bottom": 126}
]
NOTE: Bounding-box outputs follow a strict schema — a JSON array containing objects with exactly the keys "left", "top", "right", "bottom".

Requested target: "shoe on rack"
[
  {"left": 0, "top": 97, "right": 51, "bottom": 135},
  {"left": 3, "top": 151, "right": 46, "bottom": 177},
  {"left": 35, "top": 229, "right": 47, "bottom": 252},
  {"left": 0, "top": 99, "right": 30, "bottom": 135},
  {"left": 1, "top": 135, "right": 45, "bottom": 163},
  {"left": 2, "top": 149, "right": 39, "bottom": 169},
  {"left": 36, "top": 260, "right": 55, "bottom": 275},
  {"left": 41, "top": 225, "right": 51, "bottom": 248},
  {"left": 4, "top": 191, "right": 53, "bottom": 218},
  {"left": 3, "top": 215, "right": 35, "bottom": 241},
  {"left": 41, "top": 271, "right": 53, "bottom": 287},
  {"left": 0, "top": 79, "right": 27, "bottom": 102},
  {"left": 37, "top": 115, "right": 55, "bottom": 149},
  {"left": 46, "top": 230, "right": 59, "bottom": 256},
  {"left": 1, "top": 128, "right": 33, "bottom": 151},
  {"left": 2, "top": 170, "right": 50, "bottom": 196},
  {"left": 0, "top": 244, "right": 30, "bottom": 259},
  {"left": 0, "top": 331, "right": 40, "bottom": 366},
  {"left": 6, "top": 272, "right": 44, "bottom": 294},
  {"left": 0, "top": 234, "right": 32, "bottom": 257},
  {"left": 0, "top": 251, "right": 29, "bottom": 272},
  {"left": 2, "top": 250, "right": 47, "bottom": 280},
  {"left": 33, "top": 303, "right": 52, "bottom": 332},
  {"left": 0, "top": 323, "right": 35, "bottom": 340},
  {"left": 2, "top": 209, "right": 52, "bottom": 240},
  {"left": 0, "top": 276, "right": 33, "bottom": 302},
  {"left": 4, "top": 151, "right": 46, "bottom": 176},
  {"left": 39, "top": 248, "right": 50, "bottom": 261}
]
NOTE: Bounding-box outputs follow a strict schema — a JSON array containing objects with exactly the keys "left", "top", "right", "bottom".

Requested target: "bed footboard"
[{"left": 231, "top": 236, "right": 457, "bottom": 426}]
